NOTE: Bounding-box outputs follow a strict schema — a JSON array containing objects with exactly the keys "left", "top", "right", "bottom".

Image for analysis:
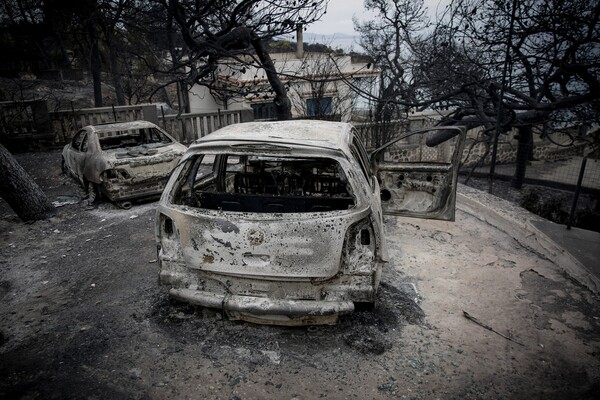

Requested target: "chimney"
[{"left": 296, "top": 24, "right": 304, "bottom": 59}]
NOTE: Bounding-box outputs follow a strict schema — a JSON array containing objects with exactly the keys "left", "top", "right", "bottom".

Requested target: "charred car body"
[
  {"left": 155, "top": 120, "right": 465, "bottom": 325},
  {"left": 62, "top": 121, "right": 186, "bottom": 208}
]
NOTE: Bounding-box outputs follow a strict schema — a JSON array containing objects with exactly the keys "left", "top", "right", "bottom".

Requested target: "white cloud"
[{"left": 306, "top": 0, "right": 449, "bottom": 36}]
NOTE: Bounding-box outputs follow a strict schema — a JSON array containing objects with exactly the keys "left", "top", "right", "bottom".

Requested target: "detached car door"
[{"left": 371, "top": 126, "right": 466, "bottom": 221}]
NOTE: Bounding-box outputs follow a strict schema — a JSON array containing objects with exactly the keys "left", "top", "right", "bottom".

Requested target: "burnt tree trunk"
[
  {"left": 87, "top": 15, "right": 103, "bottom": 107},
  {"left": 107, "top": 35, "right": 126, "bottom": 106},
  {"left": 0, "top": 143, "right": 56, "bottom": 221},
  {"left": 252, "top": 38, "right": 292, "bottom": 121},
  {"left": 511, "top": 125, "right": 533, "bottom": 189},
  {"left": 166, "top": 15, "right": 191, "bottom": 114},
  {"left": 168, "top": 1, "right": 293, "bottom": 121},
  {"left": 101, "top": 18, "right": 126, "bottom": 106}
]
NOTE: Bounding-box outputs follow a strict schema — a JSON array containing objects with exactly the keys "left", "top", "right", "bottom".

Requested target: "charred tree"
[
  {"left": 511, "top": 125, "right": 533, "bottom": 189},
  {"left": 352, "top": 0, "right": 600, "bottom": 186},
  {"left": 105, "top": 30, "right": 126, "bottom": 106},
  {"left": 251, "top": 38, "right": 292, "bottom": 120},
  {"left": 166, "top": 0, "right": 325, "bottom": 121},
  {"left": 0, "top": 144, "right": 56, "bottom": 222},
  {"left": 87, "top": 11, "right": 103, "bottom": 107}
]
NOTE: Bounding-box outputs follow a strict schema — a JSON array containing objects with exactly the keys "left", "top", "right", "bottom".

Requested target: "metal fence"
[
  {"left": 356, "top": 119, "right": 599, "bottom": 232},
  {"left": 460, "top": 129, "right": 599, "bottom": 232},
  {"left": 353, "top": 119, "right": 409, "bottom": 151}
]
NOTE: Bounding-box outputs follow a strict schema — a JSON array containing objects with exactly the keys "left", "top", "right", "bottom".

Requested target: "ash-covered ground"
[{"left": 1, "top": 150, "right": 599, "bottom": 399}]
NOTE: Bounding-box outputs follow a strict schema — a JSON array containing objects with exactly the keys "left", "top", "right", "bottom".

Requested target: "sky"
[{"left": 305, "top": 0, "right": 449, "bottom": 36}]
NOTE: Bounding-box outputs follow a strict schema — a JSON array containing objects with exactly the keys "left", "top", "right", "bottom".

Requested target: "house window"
[
  {"left": 306, "top": 97, "right": 332, "bottom": 116},
  {"left": 251, "top": 102, "right": 277, "bottom": 120}
]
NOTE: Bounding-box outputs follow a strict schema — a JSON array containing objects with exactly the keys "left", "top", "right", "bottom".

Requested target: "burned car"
[
  {"left": 155, "top": 120, "right": 465, "bottom": 325},
  {"left": 62, "top": 120, "right": 186, "bottom": 208}
]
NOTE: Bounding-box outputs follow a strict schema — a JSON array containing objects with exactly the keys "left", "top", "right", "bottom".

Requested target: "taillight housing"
[
  {"left": 341, "top": 217, "right": 377, "bottom": 275},
  {"left": 158, "top": 213, "right": 181, "bottom": 258},
  {"left": 101, "top": 168, "right": 131, "bottom": 182},
  {"left": 162, "top": 214, "right": 174, "bottom": 237}
]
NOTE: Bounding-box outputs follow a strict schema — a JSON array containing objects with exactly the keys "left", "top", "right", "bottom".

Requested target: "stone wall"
[
  {"left": 382, "top": 126, "right": 588, "bottom": 166},
  {"left": 460, "top": 134, "right": 586, "bottom": 167}
]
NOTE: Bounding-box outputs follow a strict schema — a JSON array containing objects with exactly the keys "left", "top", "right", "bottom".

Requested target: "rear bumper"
[
  {"left": 101, "top": 179, "right": 166, "bottom": 202},
  {"left": 170, "top": 288, "right": 355, "bottom": 323}
]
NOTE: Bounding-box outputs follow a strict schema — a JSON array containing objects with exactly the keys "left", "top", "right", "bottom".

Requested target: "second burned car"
[
  {"left": 62, "top": 120, "right": 187, "bottom": 208},
  {"left": 155, "top": 120, "right": 465, "bottom": 325}
]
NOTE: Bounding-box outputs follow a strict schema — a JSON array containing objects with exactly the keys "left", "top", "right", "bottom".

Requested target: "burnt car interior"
[
  {"left": 98, "top": 128, "right": 173, "bottom": 150},
  {"left": 174, "top": 154, "right": 355, "bottom": 213}
]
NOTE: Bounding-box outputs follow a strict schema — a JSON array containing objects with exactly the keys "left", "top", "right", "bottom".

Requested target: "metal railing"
[
  {"left": 160, "top": 109, "right": 247, "bottom": 143},
  {"left": 353, "top": 119, "right": 411, "bottom": 151}
]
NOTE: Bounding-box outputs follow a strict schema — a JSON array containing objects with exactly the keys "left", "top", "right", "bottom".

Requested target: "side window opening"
[
  {"left": 350, "top": 136, "right": 372, "bottom": 185},
  {"left": 176, "top": 154, "right": 216, "bottom": 206},
  {"left": 173, "top": 153, "right": 355, "bottom": 213},
  {"left": 71, "top": 130, "right": 86, "bottom": 151},
  {"left": 80, "top": 133, "right": 89, "bottom": 152}
]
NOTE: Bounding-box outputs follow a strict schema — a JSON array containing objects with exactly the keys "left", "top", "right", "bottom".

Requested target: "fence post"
[
  {"left": 181, "top": 118, "right": 188, "bottom": 144},
  {"left": 567, "top": 157, "right": 588, "bottom": 230},
  {"left": 141, "top": 104, "right": 158, "bottom": 124},
  {"left": 160, "top": 106, "right": 166, "bottom": 129}
]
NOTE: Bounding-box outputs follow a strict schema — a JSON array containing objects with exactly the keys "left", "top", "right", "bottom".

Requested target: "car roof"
[
  {"left": 191, "top": 120, "right": 354, "bottom": 152},
  {"left": 87, "top": 120, "right": 159, "bottom": 133}
]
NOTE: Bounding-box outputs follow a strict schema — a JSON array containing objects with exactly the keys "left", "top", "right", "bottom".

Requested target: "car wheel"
[{"left": 86, "top": 181, "right": 101, "bottom": 205}]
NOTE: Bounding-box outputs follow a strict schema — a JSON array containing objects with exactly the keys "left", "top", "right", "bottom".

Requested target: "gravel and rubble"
[{"left": 1, "top": 150, "right": 599, "bottom": 399}]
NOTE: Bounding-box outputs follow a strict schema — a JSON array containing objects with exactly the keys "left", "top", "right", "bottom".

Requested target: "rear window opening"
[
  {"left": 98, "top": 127, "right": 173, "bottom": 150},
  {"left": 173, "top": 154, "right": 355, "bottom": 213}
]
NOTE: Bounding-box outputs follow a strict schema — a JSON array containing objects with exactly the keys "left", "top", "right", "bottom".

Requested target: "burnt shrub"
[
  {"left": 538, "top": 196, "right": 569, "bottom": 224},
  {"left": 575, "top": 202, "right": 600, "bottom": 233},
  {"left": 520, "top": 189, "right": 542, "bottom": 214},
  {"left": 520, "top": 188, "right": 600, "bottom": 232}
]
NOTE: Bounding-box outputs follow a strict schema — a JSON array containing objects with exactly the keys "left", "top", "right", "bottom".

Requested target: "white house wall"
[
  {"left": 189, "top": 52, "right": 379, "bottom": 120},
  {"left": 188, "top": 85, "right": 224, "bottom": 113}
]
